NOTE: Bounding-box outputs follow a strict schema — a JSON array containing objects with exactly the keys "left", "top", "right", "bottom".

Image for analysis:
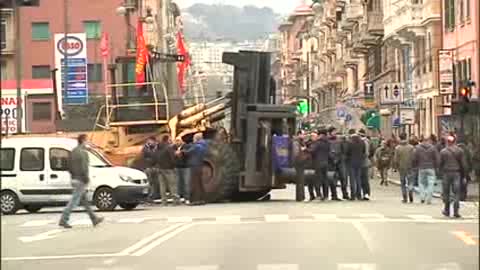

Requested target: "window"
[
  {"left": 427, "top": 33, "right": 433, "bottom": 72},
  {"left": 466, "top": 58, "right": 471, "bottom": 79},
  {"left": 1, "top": 18, "right": 6, "bottom": 50},
  {"left": 459, "top": 0, "right": 464, "bottom": 23},
  {"left": 466, "top": 0, "right": 471, "bottom": 19},
  {"left": 1, "top": 60, "right": 7, "bottom": 80},
  {"left": 87, "top": 63, "right": 102, "bottom": 82},
  {"left": 32, "top": 65, "right": 50, "bottom": 78},
  {"left": 31, "top": 22, "right": 50, "bottom": 40},
  {"left": 20, "top": 148, "right": 44, "bottom": 171},
  {"left": 0, "top": 148, "right": 15, "bottom": 171},
  {"left": 83, "top": 21, "right": 101, "bottom": 39},
  {"left": 50, "top": 148, "right": 70, "bottom": 171},
  {"left": 444, "top": 0, "right": 456, "bottom": 30},
  {"left": 32, "top": 102, "right": 52, "bottom": 121}
]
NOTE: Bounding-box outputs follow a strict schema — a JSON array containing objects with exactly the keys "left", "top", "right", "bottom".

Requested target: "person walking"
[
  {"left": 375, "top": 140, "right": 394, "bottom": 186},
  {"left": 305, "top": 131, "right": 321, "bottom": 200},
  {"left": 156, "top": 135, "right": 179, "bottom": 206},
  {"left": 59, "top": 134, "right": 103, "bottom": 228},
  {"left": 308, "top": 129, "right": 334, "bottom": 200},
  {"left": 393, "top": 133, "right": 415, "bottom": 203},
  {"left": 440, "top": 135, "right": 466, "bottom": 218},
  {"left": 293, "top": 131, "right": 309, "bottom": 202},
  {"left": 142, "top": 136, "right": 160, "bottom": 202},
  {"left": 328, "top": 127, "right": 348, "bottom": 200},
  {"left": 412, "top": 134, "right": 439, "bottom": 204},
  {"left": 345, "top": 129, "right": 366, "bottom": 201},
  {"left": 181, "top": 133, "right": 209, "bottom": 205}
]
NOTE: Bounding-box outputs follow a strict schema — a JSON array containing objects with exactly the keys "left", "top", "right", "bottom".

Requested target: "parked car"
[{"left": 0, "top": 137, "right": 150, "bottom": 214}]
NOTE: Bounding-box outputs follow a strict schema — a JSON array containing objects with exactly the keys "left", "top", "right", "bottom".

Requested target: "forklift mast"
[{"left": 222, "top": 51, "right": 297, "bottom": 191}]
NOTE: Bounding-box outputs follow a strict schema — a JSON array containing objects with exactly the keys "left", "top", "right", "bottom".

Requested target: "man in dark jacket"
[
  {"left": 440, "top": 135, "right": 466, "bottom": 218},
  {"left": 174, "top": 138, "right": 191, "bottom": 203},
  {"left": 457, "top": 142, "right": 473, "bottom": 201},
  {"left": 345, "top": 130, "right": 366, "bottom": 200},
  {"left": 393, "top": 133, "right": 415, "bottom": 203},
  {"left": 308, "top": 129, "right": 334, "bottom": 200},
  {"left": 59, "top": 134, "right": 103, "bottom": 228},
  {"left": 328, "top": 127, "right": 347, "bottom": 200},
  {"left": 143, "top": 136, "right": 159, "bottom": 201},
  {"left": 181, "top": 133, "right": 209, "bottom": 205},
  {"left": 412, "top": 135, "right": 439, "bottom": 204},
  {"left": 293, "top": 131, "right": 308, "bottom": 202},
  {"left": 156, "top": 134, "right": 178, "bottom": 205}
]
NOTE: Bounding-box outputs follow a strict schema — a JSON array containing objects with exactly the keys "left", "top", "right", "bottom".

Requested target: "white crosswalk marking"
[
  {"left": 356, "top": 213, "right": 385, "bottom": 219},
  {"left": 167, "top": 216, "right": 193, "bottom": 223},
  {"left": 407, "top": 214, "right": 434, "bottom": 220},
  {"left": 337, "top": 263, "right": 377, "bottom": 270},
  {"left": 215, "top": 215, "right": 241, "bottom": 222},
  {"left": 264, "top": 214, "right": 289, "bottom": 222},
  {"left": 70, "top": 219, "right": 93, "bottom": 226},
  {"left": 312, "top": 214, "right": 338, "bottom": 220},
  {"left": 176, "top": 265, "right": 219, "bottom": 270},
  {"left": 117, "top": 218, "right": 147, "bottom": 224},
  {"left": 20, "top": 220, "right": 53, "bottom": 227},
  {"left": 257, "top": 264, "right": 299, "bottom": 270},
  {"left": 420, "top": 262, "right": 462, "bottom": 269}
]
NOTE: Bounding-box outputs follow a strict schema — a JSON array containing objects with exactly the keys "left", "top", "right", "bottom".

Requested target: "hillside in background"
[{"left": 182, "top": 4, "right": 281, "bottom": 41}]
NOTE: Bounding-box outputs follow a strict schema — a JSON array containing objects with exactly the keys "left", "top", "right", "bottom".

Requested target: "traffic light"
[
  {"left": 17, "top": 0, "right": 40, "bottom": 6},
  {"left": 297, "top": 99, "right": 309, "bottom": 115},
  {"left": 458, "top": 80, "right": 473, "bottom": 115}
]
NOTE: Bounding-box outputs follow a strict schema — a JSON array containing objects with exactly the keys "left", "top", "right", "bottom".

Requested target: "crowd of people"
[{"left": 293, "top": 127, "right": 480, "bottom": 218}]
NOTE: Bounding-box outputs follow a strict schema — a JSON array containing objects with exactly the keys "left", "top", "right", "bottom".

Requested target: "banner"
[
  {"left": 1, "top": 95, "right": 25, "bottom": 134},
  {"left": 135, "top": 20, "right": 148, "bottom": 86},
  {"left": 54, "top": 33, "right": 88, "bottom": 106},
  {"left": 100, "top": 32, "right": 109, "bottom": 58},
  {"left": 439, "top": 50, "right": 454, "bottom": 95},
  {"left": 176, "top": 32, "right": 190, "bottom": 95}
]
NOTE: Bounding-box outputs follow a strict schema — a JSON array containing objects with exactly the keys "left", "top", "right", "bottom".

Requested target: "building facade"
[{"left": 1, "top": 0, "right": 134, "bottom": 96}]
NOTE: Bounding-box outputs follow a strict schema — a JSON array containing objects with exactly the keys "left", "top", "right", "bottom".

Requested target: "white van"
[{"left": 0, "top": 137, "right": 150, "bottom": 214}]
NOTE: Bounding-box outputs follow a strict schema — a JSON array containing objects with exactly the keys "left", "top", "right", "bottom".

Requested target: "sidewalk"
[{"left": 387, "top": 172, "right": 480, "bottom": 202}]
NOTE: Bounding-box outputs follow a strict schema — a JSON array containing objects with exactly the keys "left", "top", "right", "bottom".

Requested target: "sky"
[{"left": 175, "top": 0, "right": 301, "bottom": 14}]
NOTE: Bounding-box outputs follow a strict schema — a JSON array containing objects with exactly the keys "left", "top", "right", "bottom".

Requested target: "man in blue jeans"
[
  {"left": 345, "top": 130, "right": 366, "bottom": 201},
  {"left": 393, "top": 133, "right": 415, "bottom": 203},
  {"left": 59, "top": 134, "right": 103, "bottom": 228},
  {"left": 412, "top": 135, "right": 439, "bottom": 204}
]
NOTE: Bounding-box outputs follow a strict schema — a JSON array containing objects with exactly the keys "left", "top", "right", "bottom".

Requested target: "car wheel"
[
  {"left": 1, "top": 191, "right": 20, "bottom": 215},
  {"left": 119, "top": 203, "right": 138, "bottom": 210},
  {"left": 24, "top": 205, "right": 42, "bottom": 213},
  {"left": 94, "top": 187, "right": 117, "bottom": 211}
]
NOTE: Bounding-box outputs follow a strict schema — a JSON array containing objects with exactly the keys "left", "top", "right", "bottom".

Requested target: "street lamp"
[
  {"left": 312, "top": 2, "right": 323, "bottom": 13},
  {"left": 116, "top": 1, "right": 137, "bottom": 54}
]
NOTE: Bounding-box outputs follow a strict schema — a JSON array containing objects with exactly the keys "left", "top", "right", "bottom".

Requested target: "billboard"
[
  {"left": 54, "top": 33, "right": 88, "bottom": 107},
  {"left": 1, "top": 95, "right": 26, "bottom": 134},
  {"left": 438, "top": 50, "right": 454, "bottom": 95}
]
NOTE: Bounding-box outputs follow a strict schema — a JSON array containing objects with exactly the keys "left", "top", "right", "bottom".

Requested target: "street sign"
[
  {"left": 379, "top": 83, "right": 404, "bottom": 105},
  {"left": 54, "top": 33, "right": 88, "bottom": 105},
  {"left": 150, "top": 51, "right": 186, "bottom": 62},
  {"left": 400, "top": 108, "right": 415, "bottom": 125},
  {"left": 438, "top": 50, "right": 454, "bottom": 95}
]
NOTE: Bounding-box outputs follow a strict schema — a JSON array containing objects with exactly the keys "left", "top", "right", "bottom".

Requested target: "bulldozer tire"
[
  {"left": 231, "top": 190, "right": 271, "bottom": 202},
  {"left": 200, "top": 142, "right": 240, "bottom": 203}
]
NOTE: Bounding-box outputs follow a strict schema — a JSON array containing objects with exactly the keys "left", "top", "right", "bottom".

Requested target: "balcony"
[
  {"left": 386, "top": 3, "right": 425, "bottom": 40},
  {"left": 326, "top": 38, "right": 336, "bottom": 54},
  {"left": 344, "top": 50, "right": 360, "bottom": 67},
  {"left": 360, "top": 33, "right": 379, "bottom": 48},
  {"left": 0, "top": 10, "right": 14, "bottom": 55},
  {"left": 345, "top": 3, "right": 364, "bottom": 23},
  {"left": 367, "top": 11, "right": 384, "bottom": 36},
  {"left": 335, "top": 60, "right": 347, "bottom": 76}
]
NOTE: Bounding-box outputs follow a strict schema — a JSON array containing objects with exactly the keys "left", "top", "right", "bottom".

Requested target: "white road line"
[
  {"left": 337, "top": 263, "right": 377, "bottom": 270},
  {"left": 2, "top": 253, "right": 123, "bottom": 261},
  {"left": 312, "top": 214, "right": 338, "bottom": 221},
  {"left": 131, "top": 223, "right": 194, "bottom": 256},
  {"left": 419, "top": 263, "right": 462, "bottom": 270},
  {"left": 119, "top": 224, "right": 184, "bottom": 255},
  {"left": 70, "top": 219, "right": 93, "bottom": 226},
  {"left": 168, "top": 216, "right": 193, "bottom": 223},
  {"left": 352, "top": 222, "right": 377, "bottom": 253},
  {"left": 257, "top": 264, "right": 299, "bottom": 270},
  {"left": 356, "top": 213, "right": 385, "bottom": 219},
  {"left": 20, "top": 220, "right": 53, "bottom": 227},
  {"left": 103, "top": 258, "right": 117, "bottom": 265},
  {"left": 406, "top": 214, "right": 433, "bottom": 220},
  {"left": 117, "top": 218, "right": 147, "bottom": 224},
  {"left": 176, "top": 266, "right": 219, "bottom": 270},
  {"left": 265, "top": 214, "right": 290, "bottom": 222},
  {"left": 215, "top": 215, "right": 241, "bottom": 222},
  {"left": 18, "top": 229, "right": 64, "bottom": 243}
]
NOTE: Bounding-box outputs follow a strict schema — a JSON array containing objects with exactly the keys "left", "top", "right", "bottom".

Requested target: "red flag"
[
  {"left": 176, "top": 32, "right": 190, "bottom": 95},
  {"left": 135, "top": 20, "right": 148, "bottom": 86},
  {"left": 100, "top": 32, "right": 109, "bottom": 58}
]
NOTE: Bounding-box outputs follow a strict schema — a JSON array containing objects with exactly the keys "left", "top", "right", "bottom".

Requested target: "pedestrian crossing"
[{"left": 7, "top": 213, "right": 478, "bottom": 228}]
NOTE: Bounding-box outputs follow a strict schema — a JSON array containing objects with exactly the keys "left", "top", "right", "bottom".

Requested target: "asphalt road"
[{"left": 1, "top": 182, "right": 479, "bottom": 270}]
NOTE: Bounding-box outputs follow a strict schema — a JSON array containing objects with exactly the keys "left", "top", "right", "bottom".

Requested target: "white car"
[{"left": 0, "top": 137, "right": 150, "bottom": 214}]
